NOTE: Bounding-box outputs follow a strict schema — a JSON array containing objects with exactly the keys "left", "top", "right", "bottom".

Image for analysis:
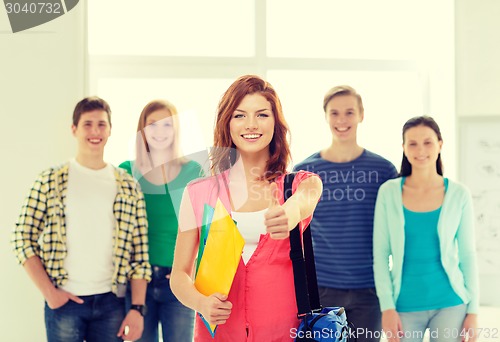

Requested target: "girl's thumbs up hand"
[{"left": 265, "top": 182, "right": 289, "bottom": 240}]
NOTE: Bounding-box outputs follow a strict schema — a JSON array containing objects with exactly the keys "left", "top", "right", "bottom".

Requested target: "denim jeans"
[
  {"left": 44, "top": 291, "right": 125, "bottom": 342},
  {"left": 399, "top": 304, "right": 467, "bottom": 342},
  {"left": 319, "top": 287, "right": 382, "bottom": 342},
  {"left": 126, "top": 265, "right": 194, "bottom": 342}
]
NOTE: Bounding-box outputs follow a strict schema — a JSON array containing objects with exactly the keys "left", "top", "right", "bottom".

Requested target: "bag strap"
[{"left": 284, "top": 172, "right": 322, "bottom": 316}]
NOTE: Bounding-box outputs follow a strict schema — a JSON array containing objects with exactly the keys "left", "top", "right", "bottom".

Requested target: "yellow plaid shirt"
[{"left": 11, "top": 163, "right": 152, "bottom": 296}]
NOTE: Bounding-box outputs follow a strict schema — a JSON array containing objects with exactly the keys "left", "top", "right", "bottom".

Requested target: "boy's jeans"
[{"left": 45, "top": 291, "right": 125, "bottom": 342}]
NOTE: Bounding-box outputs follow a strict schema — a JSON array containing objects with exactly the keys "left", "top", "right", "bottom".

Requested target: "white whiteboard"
[{"left": 459, "top": 117, "right": 500, "bottom": 276}]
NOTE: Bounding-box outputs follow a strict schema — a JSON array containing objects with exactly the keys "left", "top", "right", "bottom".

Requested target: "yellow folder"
[{"left": 194, "top": 198, "right": 245, "bottom": 335}]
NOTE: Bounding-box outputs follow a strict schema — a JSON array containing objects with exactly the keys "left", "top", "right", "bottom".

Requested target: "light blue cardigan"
[{"left": 373, "top": 177, "right": 479, "bottom": 314}]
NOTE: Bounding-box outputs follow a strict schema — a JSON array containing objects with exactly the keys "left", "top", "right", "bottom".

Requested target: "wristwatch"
[{"left": 130, "top": 304, "right": 147, "bottom": 317}]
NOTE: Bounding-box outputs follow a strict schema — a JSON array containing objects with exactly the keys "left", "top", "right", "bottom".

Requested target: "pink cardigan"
[{"left": 187, "top": 170, "right": 317, "bottom": 342}]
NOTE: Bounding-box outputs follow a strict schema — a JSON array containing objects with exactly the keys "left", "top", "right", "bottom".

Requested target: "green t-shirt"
[{"left": 119, "top": 160, "right": 204, "bottom": 267}]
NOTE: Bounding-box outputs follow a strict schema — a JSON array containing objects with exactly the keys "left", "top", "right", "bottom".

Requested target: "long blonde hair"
[{"left": 135, "top": 99, "right": 187, "bottom": 170}]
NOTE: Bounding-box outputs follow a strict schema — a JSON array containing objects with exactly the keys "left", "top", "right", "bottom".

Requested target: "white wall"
[
  {"left": 456, "top": 0, "right": 500, "bottom": 117},
  {"left": 0, "top": 5, "right": 85, "bottom": 341},
  {"left": 456, "top": 0, "right": 500, "bottom": 309}
]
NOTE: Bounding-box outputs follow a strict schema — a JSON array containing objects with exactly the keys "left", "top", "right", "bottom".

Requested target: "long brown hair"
[
  {"left": 135, "top": 99, "right": 187, "bottom": 169},
  {"left": 211, "top": 75, "right": 291, "bottom": 181}
]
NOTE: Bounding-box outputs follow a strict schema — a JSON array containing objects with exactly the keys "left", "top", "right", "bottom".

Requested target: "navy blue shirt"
[{"left": 294, "top": 150, "right": 397, "bottom": 289}]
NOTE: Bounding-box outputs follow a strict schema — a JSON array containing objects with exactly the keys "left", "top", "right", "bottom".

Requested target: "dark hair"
[
  {"left": 211, "top": 75, "right": 291, "bottom": 181},
  {"left": 399, "top": 115, "right": 443, "bottom": 177},
  {"left": 72, "top": 96, "right": 111, "bottom": 126}
]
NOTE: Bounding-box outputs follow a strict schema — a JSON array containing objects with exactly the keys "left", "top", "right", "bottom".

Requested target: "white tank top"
[{"left": 232, "top": 208, "right": 267, "bottom": 264}]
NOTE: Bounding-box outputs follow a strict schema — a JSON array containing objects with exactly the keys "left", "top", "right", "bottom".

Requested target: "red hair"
[{"left": 211, "top": 75, "right": 291, "bottom": 181}]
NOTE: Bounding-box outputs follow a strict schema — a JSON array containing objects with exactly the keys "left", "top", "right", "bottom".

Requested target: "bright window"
[
  {"left": 267, "top": 69, "right": 423, "bottom": 166},
  {"left": 266, "top": 0, "right": 452, "bottom": 60},
  {"left": 88, "top": 0, "right": 455, "bottom": 176},
  {"left": 88, "top": 0, "right": 255, "bottom": 57},
  {"left": 98, "top": 78, "right": 234, "bottom": 166}
]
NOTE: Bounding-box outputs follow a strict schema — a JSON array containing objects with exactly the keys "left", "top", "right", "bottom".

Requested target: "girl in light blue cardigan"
[{"left": 373, "top": 116, "right": 479, "bottom": 342}]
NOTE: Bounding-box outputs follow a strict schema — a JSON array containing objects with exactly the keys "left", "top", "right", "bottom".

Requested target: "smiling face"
[
  {"left": 72, "top": 109, "right": 111, "bottom": 155},
  {"left": 325, "top": 94, "right": 363, "bottom": 143},
  {"left": 229, "top": 93, "right": 275, "bottom": 158},
  {"left": 403, "top": 124, "right": 443, "bottom": 171},
  {"left": 143, "top": 109, "right": 174, "bottom": 151}
]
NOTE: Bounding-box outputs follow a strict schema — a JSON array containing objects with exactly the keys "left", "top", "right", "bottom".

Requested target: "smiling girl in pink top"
[{"left": 170, "top": 75, "right": 322, "bottom": 341}]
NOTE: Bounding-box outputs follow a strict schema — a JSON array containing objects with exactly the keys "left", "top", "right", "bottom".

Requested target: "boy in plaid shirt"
[{"left": 12, "top": 97, "right": 151, "bottom": 342}]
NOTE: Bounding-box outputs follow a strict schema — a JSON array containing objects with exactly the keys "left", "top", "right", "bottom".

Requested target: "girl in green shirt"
[{"left": 120, "top": 100, "right": 204, "bottom": 342}]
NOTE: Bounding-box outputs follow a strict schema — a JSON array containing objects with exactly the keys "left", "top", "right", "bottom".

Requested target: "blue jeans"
[
  {"left": 319, "top": 287, "right": 382, "bottom": 342},
  {"left": 44, "top": 292, "right": 125, "bottom": 342},
  {"left": 126, "top": 265, "right": 194, "bottom": 342},
  {"left": 399, "top": 304, "right": 467, "bottom": 342}
]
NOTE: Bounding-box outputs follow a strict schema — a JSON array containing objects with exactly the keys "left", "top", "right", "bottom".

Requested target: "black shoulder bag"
[{"left": 284, "top": 173, "right": 350, "bottom": 342}]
